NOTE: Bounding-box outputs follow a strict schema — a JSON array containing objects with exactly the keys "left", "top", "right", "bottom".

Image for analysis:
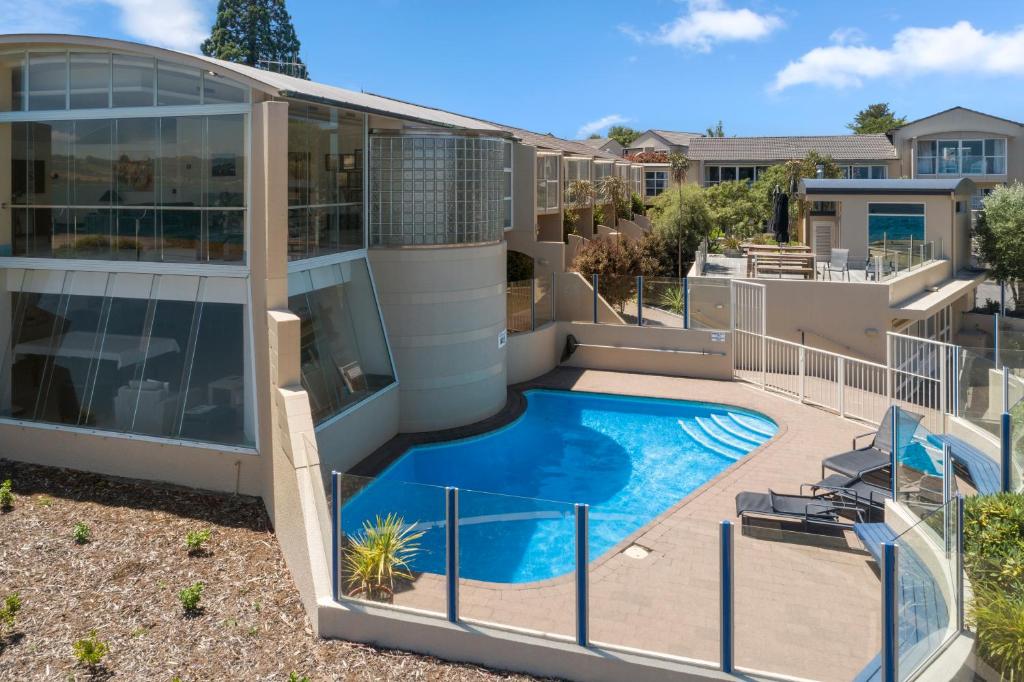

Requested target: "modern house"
[
  {"left": 624, "top": 129, "right": 702, "bottom": 157},
  {"left": 0, "top": 34, "right": 1000, "bottom": 682},
  {"left": 578, "top": 136, "right": 623, "bottom": 157}
]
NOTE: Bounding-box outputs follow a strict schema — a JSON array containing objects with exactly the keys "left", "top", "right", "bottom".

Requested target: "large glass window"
[
  {"left": 0, "top": 51, "right": 249, "bottom": 112},
  {"left": 564, "top": 157, "right": 592, "bottom": 204},
  {"left": 0, "top": 270, "right": 252, "bottom": 447},
  {"left": 919, "top": 139, "right": 1006, "bottom": 175},
  {"left": 868, "top": 203, "right": 925, "bottom": 250},
  {"left": 370, "top": 134, "right": 508, "bottom": 245},
  {"left": 4, "top": 114, "right": 246, "bottom": 263},
  {"left": 287, "top": 103, "right": 364, "bottom": 260},
  {"left": 535, "top": 153, "right": 560, "bottom": 212},
  {"left": 843, "top": 165, "right": 888, "bottom": 179},
  {"left": 287, "top": 259, "right": 395, "bottom": 424},
  {"left": 645, "top": 170, "right": 668, "bottom": 196}
]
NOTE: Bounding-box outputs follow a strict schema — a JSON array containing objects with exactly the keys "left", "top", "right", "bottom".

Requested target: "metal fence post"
[
  {"left": 683, "top": 276, "right": 690, "bottom": 329},
  {"left": 799, "top": 346, "right": 806, "bottom": 402},
  {"left": 1001, "top": 282, "right": 1007, "bottom": 317},
  {"left": 995, "top": 312, "right": 1001, "bottom": 369},
  {"left": 891, "top": 406, "right": 900, "bottom": 499},
  {"left": 886, "top": 333, "right": 894, "bottom": 401},
  {"left": 720, "top": 520, "right": 734, "bottom": 674},
  {"left": 956, "top": 493, "right": 965, "bottom": 632},
  {"left": 952, "top": 348, "right": 961, "bottom": 418},
  {"left": 636, "top": 275, "right": 644, "bottom": 326},
  {"left": 881, "top": 541, "right": 899, "bottom": 682},
  {"left": 942, "top": 443, "right": 953, "bottom": 554},
  {"left": 575, "top": 503, "right": 589, "bottom": 647},
  {"left": 1003, "top": 366, "right": 1012, "bottom": 493},
  {"left": 592, "top": 274, "right": 599, "bottom": 324},
  {"left": 530, "top": 278, "right": 537, "bottom": 332},
  {"left": 838, "top": 356, "right": 846, "bottom": 417},
  {"left": 551, "top": 271, "right": 557, "bottom": 323},
  {"left": 446, "top": 487, "right": 459, "bottom": 623},
  {"left": 939, "top": 346, "right": 948, "bottom": 417},
  {"left": 331, "top": 471, "right": 341, "bottom": 602}
]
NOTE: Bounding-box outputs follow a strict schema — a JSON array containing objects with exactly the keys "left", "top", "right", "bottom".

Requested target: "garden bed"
[{"left": 0, "top": 460, "right": 548, "bottom": 681}]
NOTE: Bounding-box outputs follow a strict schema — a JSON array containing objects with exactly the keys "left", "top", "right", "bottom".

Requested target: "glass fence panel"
[
  {"left": 596, "top": 275, "right": 637, "bottom": 325},
  {"left": 456, "top": 489, "right": 575, "bottom": 637},
  {"left": 895, "top": 500, "right": 960, "bottom": 681},
  {"left": 506, "top": 279, "right": 533, "bottom": 333},
  {"left": 534, "top": 275, "right": 554, "bottom": 328},
  {"left": 735, "top": 525, "right": 878, "bottom": 680},
  {"left": 1011, "top": 395, "right": 1024, "bottom": 491},
  {"left": 337, "top": 474, "right": 447, "bottom": 615},
  {"left": 640, "top": 277, "right": 685, "bottom": 328},
  {"left": 687, "top": 279, "right": 731, "bottom": 330},
  {"left": 958, "top": 348, "right": 1000, "bottom": 437},
  {"left": 590, "top": 516, "right": 718, "bottom": 665},
  {"left": 557, "top": 272, "right": 598, "bottom": 323},
  {"left": 895, "top": 415, "right": 947, "bottom": 521}
]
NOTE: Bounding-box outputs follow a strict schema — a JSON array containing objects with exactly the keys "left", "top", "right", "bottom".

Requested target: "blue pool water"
[{"left": 342, "top": 389, "right": 778, "bottom": 583}]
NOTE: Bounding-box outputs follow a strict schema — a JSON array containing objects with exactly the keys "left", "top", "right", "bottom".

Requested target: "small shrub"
[
  {"left": 0, "top": 593, "right": 21, "bottom": 632},
  {"left": 0, "top": 479, "right": 13, "bottom": 510},
  {"left": 288, "top": 673, "right": 311, "bottom": 682},
  {"left": 72, "top": 522, "right": 91, "bottom": 545},
  {"left": 36, "top": 495, "right": 53, "bottom": 508},
  {"left": 72, "top": 630, "right": 108, "bottom": 668},
  {"left": 630, "top": 192, "right": 645, "bottom": 216},
  {"left": 179, "top": 581, "right": 204, "bottom": 614},
  {"left": 344, "top": 514, "right": 424, "bottom": 601},
  {"left": 185, "top": 528, "right": 212, "bottom": 555},
  {"left": 658, "top": 285, "right": 684, "bottom": 315}
]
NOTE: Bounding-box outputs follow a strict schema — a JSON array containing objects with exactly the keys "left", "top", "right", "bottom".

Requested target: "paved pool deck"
[{"left": 350, "top": 369, "right": 881, "bottom": 681}]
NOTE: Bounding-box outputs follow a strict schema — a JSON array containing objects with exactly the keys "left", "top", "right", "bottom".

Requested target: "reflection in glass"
[
  {"left": 113, "top": 55, "right": 155, "bottom": 107},
  {"left": 70, "top": 53, "right": 110, "bottom": 109},
  {"left": 202, "top": 71, "right": 248, "bottom": 104},
  {"left": 157, "top": 62, "right": 201, "bottom": 106},
  {"left": 28, "top": 52, "right": 67, "bottom": 111},
  {"left": 287, "top": 259, "right": 394, "bottom": 424},
  {"left": 0, "top": 51, "right": 24, "bottom": 111},
  {"left": 2, "top": 272, "right": 252, "bottom": 447}
]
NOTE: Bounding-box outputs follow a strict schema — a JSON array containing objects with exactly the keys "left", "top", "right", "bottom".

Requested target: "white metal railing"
[
  {"left": 888, "top": 332, "right": 956, "bottom": 434},
  {"left": 694, "top": 237, "right": 708, "bottom": 276}
]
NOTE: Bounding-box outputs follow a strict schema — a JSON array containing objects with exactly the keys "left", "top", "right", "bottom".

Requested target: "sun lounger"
[
  {"left": 821, "top": 406, "right": 924, "bottom": 479},
  {"left": 804, "top": 473, "right": 890, "bottom": 521},
  {"left": 735, "top": 489, "right": 864, "bottom": 531}
]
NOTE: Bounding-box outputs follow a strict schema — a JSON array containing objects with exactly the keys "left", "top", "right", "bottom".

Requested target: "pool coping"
[{"left": 346, "top": 367, "right": 791, "bottom": 594}]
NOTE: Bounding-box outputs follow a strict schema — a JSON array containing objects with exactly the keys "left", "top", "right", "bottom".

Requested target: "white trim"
[
  {"left": 0, "top": 417, "right": 259, "bottom": 455},
  {"left": 0, "top": 102, "right": 250, "bottom": 122},
  {"left": 313, "top": 380, "right": 399, "bottom": 433},
  {"left": 287, "top": 248, "right": 369, "bottom": 273},
  {"left": 0, "top": 258, "right": 250, "bottom": 277}
]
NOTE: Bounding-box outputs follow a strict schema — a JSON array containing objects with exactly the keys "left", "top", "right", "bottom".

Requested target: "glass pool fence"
[{"left": 328, "top": 465, "right": 965, "bottom": 681}]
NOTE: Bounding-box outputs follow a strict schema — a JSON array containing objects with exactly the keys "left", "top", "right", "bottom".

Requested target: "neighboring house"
[
  {"left": 687, "top": 134, "right": 899, "bottom": 187},
  {"left": 579, "top": 136, "right": 623, "bottom": 156},
  {"left": 890, "top": 106, "right": 1024, "bottom": 209},
  {"left": 624, "top": 129, "right": 703, "bottom": 157},
  {"left": 623, "top": 129, "right": 704, "bottom": 202}
]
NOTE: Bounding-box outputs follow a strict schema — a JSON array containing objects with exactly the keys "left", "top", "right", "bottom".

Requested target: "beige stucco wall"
[
  {"left": 892, "top": 108, "right": 1024, "bottom": 183},
  {"left": 314, "top": 385, "right": 400, "bottom": 476},
  {"left": 506, "top": 322, "right": 560, "bottom": 385},
  {"left": 558, "top": 323, "right": 732, "bottom": 380},
  {"left": 369, "top": 242, "right": 508, "bottom": 433}
]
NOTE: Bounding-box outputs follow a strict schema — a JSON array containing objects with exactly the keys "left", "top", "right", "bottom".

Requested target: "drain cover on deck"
[{"left": 623, "top": 544, "right": 650, "bottom": 560}]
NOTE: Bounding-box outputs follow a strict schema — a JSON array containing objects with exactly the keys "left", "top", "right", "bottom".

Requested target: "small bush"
[
  {"left": 72, "top": 522, "right": 91, "bottom": 545},
  {"left": 0, "top": 593, "right": 21, "bottom": 632},
  {"left": 185, "top": 528, "right": 212, "bottom": 555},
  {"left": 72, "top": 630, "right": 108, "bottom": 668},
  {"left": 0, "top": 479, "right": 13, "bottom": 510},
  {"left": 630, "top": 192, "right": 645, "bottom": 216},
  {"left": 344, "top": 514, "right": 424, "bottom": 601},
  {"left": 288, "top": 673, "right": 311, "bottom": 682},
  {"left": 179, "top": 581, "right": 204, "bottom": 614}
]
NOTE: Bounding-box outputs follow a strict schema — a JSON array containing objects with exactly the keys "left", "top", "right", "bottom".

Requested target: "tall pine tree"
[{"left": 201, "top": 0, "right": 307, "bottom": 79}]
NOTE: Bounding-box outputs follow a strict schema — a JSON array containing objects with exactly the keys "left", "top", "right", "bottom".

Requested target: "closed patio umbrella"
[{"left": 769, "top": 188, "right": 790, "bottom": 243}]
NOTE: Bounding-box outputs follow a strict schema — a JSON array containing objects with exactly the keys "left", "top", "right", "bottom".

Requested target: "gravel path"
[{"left": 0, "top": 459, "right": 550, "bottom": 681}]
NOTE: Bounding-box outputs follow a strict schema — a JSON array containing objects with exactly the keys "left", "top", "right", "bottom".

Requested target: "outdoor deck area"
[
  {"left": 703, "top": 253, "right": 875, "bottom": 282},
  {"left": 348, "top": 369, "right": 882, "bottom": 681}
]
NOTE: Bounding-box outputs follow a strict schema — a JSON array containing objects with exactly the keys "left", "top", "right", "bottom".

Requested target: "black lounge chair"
[
  {"left": 821, "top": 406, "right": 924, "bottom": 479},
  {"left": 804, "top": 473, "right": 890, "bottom": 521},
  {"left": 735, "top": 490, "right": 864, "bottom": 531}
]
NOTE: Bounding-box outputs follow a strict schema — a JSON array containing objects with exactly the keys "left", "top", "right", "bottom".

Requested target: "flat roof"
[{"left": 800, "top": 178, "right": 975, "bottom": 195}]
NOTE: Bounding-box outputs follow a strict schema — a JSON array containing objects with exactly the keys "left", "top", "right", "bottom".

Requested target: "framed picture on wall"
[{"left": 342, "top": 153, "right": 356, "bottom": 170}]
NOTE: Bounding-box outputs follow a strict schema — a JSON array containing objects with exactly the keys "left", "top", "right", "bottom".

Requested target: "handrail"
[
  {"left": 795, "top": 326, "right": 857, "bottom": 356},
  {"left": 750, "top": 331, "right": 887, "bottom": 369},
  {"left": 575, "top": 342, "right": 726, "bottom": 356}
]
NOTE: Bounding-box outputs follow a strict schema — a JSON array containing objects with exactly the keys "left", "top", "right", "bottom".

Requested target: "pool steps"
[
  {"left": 728, "top": 413, "right": 777, "bottom": 439},
  {"left": 677, "top": 413, "right": 775, "bottom": 462}
]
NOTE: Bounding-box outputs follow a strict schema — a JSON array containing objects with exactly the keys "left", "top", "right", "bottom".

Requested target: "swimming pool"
[{"left": 341, "top": 389, "right": 777, "bottom": 583}]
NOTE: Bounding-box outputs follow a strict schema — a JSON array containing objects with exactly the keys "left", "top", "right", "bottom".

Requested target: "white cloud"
[
  {"left": 829, "top": 27, "right": 866, "bottom": 45},
  {"left": 577, "top": 114, "right": 628, "bottom": 139},
  {"left": 773, "top": 20, "right": 1024, "bottom": 91},
  {"left": 0, "top": 0, "right": 209, "bottom": 53},
  {"left": 621, "top": 0, "right": 783, "bottom": 53}
]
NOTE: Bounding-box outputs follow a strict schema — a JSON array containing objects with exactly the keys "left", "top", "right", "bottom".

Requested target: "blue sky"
[{"left": 4, "top": 0, "right": 1024, "bottom": 139}]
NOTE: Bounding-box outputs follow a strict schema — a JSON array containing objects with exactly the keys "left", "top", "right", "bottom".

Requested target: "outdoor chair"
[
  {"left": 821, "top": 248, "right": 850, "bottom": 281},
  {"left": 866, "top": 254, "right": 894, "bottom": 281},
  {"left": 804, "top": 473, "right": 890, "bottom": 521},
  {"left": 735, "top": 489, "right": 864, "bottom": 531},
  {"left": 821, "top": 406, "right": 924, "bottom": 479}
]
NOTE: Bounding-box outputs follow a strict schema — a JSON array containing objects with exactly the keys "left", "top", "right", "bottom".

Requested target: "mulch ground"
[{"left": 0, "top": 459, "right": 549, "bottom": 681}]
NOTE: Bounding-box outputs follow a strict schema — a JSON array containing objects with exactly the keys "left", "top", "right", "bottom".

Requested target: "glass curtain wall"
[
  {"left": 287, "top": 259, "right": 394, "bottom": 425},
  {"left": 287, "top": 102, "right": 365, "bottom": 260},
  {"left": 5, "top": 115, "right": 246, "bottom": 262},
  {"left": 0, "top": 269, "right": 252, "bottom": 447}
]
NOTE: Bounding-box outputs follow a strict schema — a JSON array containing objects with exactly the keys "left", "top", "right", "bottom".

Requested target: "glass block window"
[{"left": 369, "top": 134, "right": 509, "bottom": 246}]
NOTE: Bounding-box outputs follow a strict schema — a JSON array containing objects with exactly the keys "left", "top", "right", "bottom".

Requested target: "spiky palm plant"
[{"left": 344, "top": 514, "right": 424, "bottom": 601}]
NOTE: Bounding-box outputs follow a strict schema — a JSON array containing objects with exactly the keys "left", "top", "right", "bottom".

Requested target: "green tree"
[
  {"left": 976, "top": 183, "right": 1024, "bottom": 306},
  {"left": 706, "top": 120, "right": 725, "bottom": 137},
  {"left": 847, "top": 103, "right": 907, "bottom": 134},
  {"left": 649, "top": 183, "right": 712, "bottom": 277},
  {"left": 753, "top": 151, "right": 843, "bottom": 234},
  {"left": 704, "top": 181, "right": 762, "bottom": 239},
  {"left": 607, "top": 125, "right": 642, "bottom": 147},
  {"left": 587, "top": 133, "right": 602, "bottom": 139},
  {"left": 201, "top": 0, "right": 307, "bottom": 78},
  {"left": 571, "top": 238, "right": 659, "bottom": 312}
]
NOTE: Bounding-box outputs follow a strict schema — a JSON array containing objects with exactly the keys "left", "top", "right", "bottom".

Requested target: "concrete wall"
[
  {"left": 314, "top": 385, "right": 400, "bottom": 476},
  {"left": 506, "top": 322, "right": 559, "bottom": 385},
  {"left": 558, "top": 323, "right": 732, "bottom": 380},
  {"left": 369, "top": 243, "right": 508, "bottom": 433},
  {"left": 556, "top": 272, "right": 623, "bottom": 324}
]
